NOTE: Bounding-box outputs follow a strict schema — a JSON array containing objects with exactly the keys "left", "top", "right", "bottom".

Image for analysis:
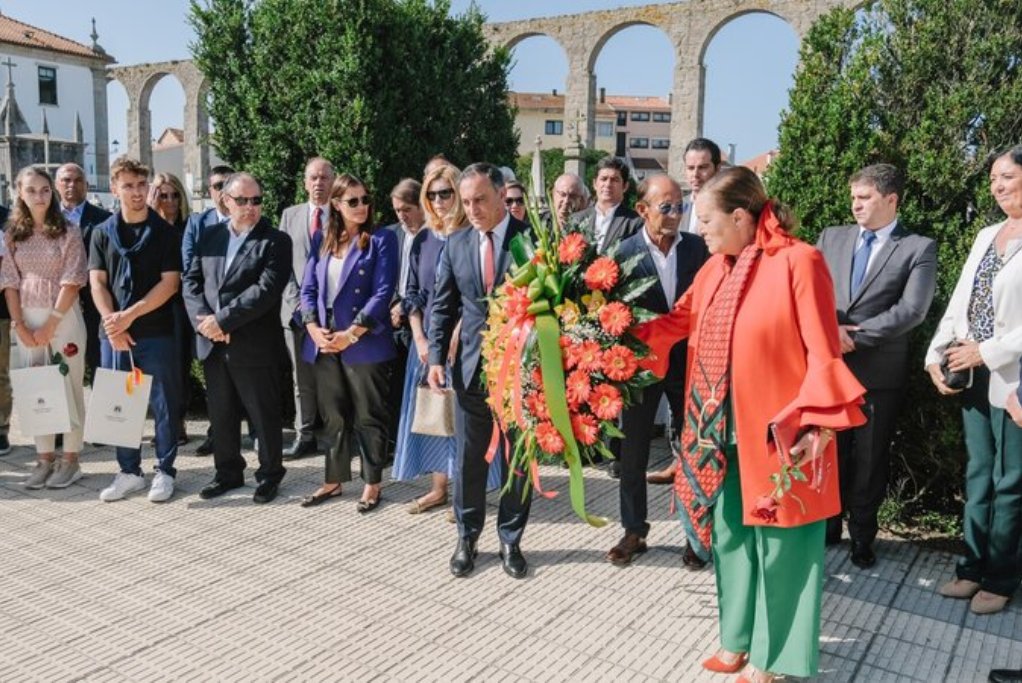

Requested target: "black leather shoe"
[
  {"left": 283, "top": 439, "right": 318, "bottom": 461},
  {"left": 450, "top": 538, "right": 477, "bottom": 577},
  {"left": 989, "top": 668, "right": 1022, "bottom": 683},
  {"left": 850, "top": 540, "right": 876, "bottom": 569},
  {"left": 195, "top": 436, "right": 214, "bottom": 456},
  {"left": 199, "top": 479, "right": 243, "bottom": 499},
  {"left": 682, "top": 542, "right": 708, "bottom": 570},
  {"left": 253, "top": 481, "right": 279, "bottom": 504},
  {"left": 499, "top": 542, "right": 528, "bottom": 579}
]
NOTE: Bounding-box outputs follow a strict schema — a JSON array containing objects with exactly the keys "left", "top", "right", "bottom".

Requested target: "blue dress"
[{"left": 391, "top": 228, "right": 502, "bottom": 490}]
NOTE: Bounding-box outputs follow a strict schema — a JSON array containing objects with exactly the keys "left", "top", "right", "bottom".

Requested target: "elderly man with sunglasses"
[{"left": 606, "top": 174, "right": 708, "bottom": 566}]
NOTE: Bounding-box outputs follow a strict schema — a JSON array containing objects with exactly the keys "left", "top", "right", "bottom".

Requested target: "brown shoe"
[
  {"left": 970, "top": 590, "right": 1010, "bottom": 615},
  {"left": 682, "top": 542, "right": 708, "bottom": 570},
  {"left": 606, "top": 532, "right": 648, "bottom": 566},
  {"left": 646, "top": 466, "right": 675, "bottom": 486},
  {"left": 938, "top": 578, "right": 981, "bottom": 599}
]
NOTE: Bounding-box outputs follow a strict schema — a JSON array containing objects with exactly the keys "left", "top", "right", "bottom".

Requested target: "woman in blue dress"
[{"left": 393, "top": 164, "right": 501, "bottom": 513}]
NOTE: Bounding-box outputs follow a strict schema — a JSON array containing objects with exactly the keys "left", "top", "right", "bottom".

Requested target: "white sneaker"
[
  {"left": 99, "top": 473, "right": 146, "bottom": 502},
  {"left": 148, "top": 471, "right": 175, "bottom": 503}
]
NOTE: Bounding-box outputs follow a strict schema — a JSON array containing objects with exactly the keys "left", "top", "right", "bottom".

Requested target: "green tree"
[
  {"left": 189, "top": 0, "right": 519, "bottom": 218},
  {"left": 766, "top": 0, "right": 1022, "bottom": 524}
]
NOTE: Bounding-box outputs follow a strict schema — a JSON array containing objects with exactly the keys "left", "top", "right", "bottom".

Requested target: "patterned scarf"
[{"left": 676, "top": 242, "right": 761, "bottom": 561}]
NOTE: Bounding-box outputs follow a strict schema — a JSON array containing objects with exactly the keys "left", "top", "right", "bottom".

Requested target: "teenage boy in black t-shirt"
[{"left": 89, "top": 157, "right": 183, "bottom": 503}]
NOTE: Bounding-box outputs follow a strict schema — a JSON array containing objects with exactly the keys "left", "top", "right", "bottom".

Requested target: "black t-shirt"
[{"left": 88, "top": 208, "right": 182, "bottom": 339}]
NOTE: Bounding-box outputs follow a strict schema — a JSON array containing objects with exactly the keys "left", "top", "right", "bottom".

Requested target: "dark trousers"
[
  {"left": 619, "top": 377, "right": 685, "bottom": 537},
  {"left": 285, "top": 325, "right": 318, "bottom": 443},
  {"left": 315, "top": 354, "right": 390, "bottom": 485},
  {"left": 827, "top": 388, "right": 902, "bottom": 545},
  {"left": 454, "top": 382, "right": 531, "bottom": 545},
  {"left": 386, "top": 334, "right": 410, "bottom": 455},
  {"left": 82, "top": 297, "right": 101, "bottom": 381},
  {"left": 172, "top": 301, "right": 192, "bottom": 421},
  {"left": 203, "top": 349, "right": 285, "bottom": 485}
]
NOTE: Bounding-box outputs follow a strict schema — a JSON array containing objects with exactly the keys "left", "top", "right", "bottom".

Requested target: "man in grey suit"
[
  {"left": 817, "top": 163, "right": 937, "bottom": 568},
  {"left": 279, "top": 156, "right": 334, "bottom": 460},
  {"left": 571, "top": 157, "right": 643, "bottom": 253}
]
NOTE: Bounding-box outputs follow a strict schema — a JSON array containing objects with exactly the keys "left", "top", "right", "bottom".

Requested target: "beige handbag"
[{"left": 411, "top": 382, "right": 456, "bottom": 437}]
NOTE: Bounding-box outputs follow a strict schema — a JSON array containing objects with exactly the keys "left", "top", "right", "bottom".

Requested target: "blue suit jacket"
[
  {"left": 299, "top": 228, "right": 398, "bottom": 365},
  {"left": 182, "top": 207, "right": 224, "bottom": 273},
  {"left": 428, "top": 215, "right": 530, "bottom": 391}
]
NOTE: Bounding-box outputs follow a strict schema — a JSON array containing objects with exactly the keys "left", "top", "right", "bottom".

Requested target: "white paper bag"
[
  {"left": 83, "top": 367, "right": 153, "bottom": 448},
  {"left": 11, "top": 364, "right": 74, "bottom": 437}
]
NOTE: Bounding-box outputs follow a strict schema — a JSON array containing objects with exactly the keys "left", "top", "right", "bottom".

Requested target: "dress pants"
[
  {"left": 713, "top": 446, "right": 824, "bottom": 678},
  {"left": 619, "top": 376, "right": 684, "bottom": 537},
  {"left": 284, "top": 324, "right": 318, "bottom": 443},
  {"left": 0, "top": 322, "right": 11, "bottom": 437},
  {"left": 203, "top": 347, "right": 285, "bottom": 485},
  {"left": 80, "top": 293, "right": 101, "bottom": 381},
  {"left": 454, "top": 380, "right": 531, "bottom": 545},
  {"left": 957, "top": 367, "right": 1022, "bottom": 597},
  {"left": 313, "top": 353, "right": 389, "bottom": 485},
  {"left": 828, "top": 388, "right": 902, "bottom": 545},
  {"left": 386, "top": 331, "right": 410, "bottom": 455}
]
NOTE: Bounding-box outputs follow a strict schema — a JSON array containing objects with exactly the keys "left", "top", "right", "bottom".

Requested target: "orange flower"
[
  {"left": 570, "top": 412, "right": 599, "bottom": 446},
  {"left": 583, "top": 257, "right": 620, "bottom": 291},
  {"left": 589, "top": 383, "right": 623, "bottom": 421},
  {"left": 598, "top": 302, "right": 633, "bottom": 337},
  {"left": 602, "top": 345, "right": 638, "bottom": 381},
  {"left": 558, "top": 232, "right": 587, "bottom": 264},
  {"left": 565, "top": 369, "right": 592, "bottom": 406},
  {"left": 535, "top": 422, "right": 565, "bottom": 454},
  {"left": 505, "top": 284, "right": 532, "bottom": 320},
  {"left": 530, "top": 366, "right": 544, "bottom": 388},
  {"left": 525, "top": 391, "right": 551, "bottom": 421},
  {"left": 575, "top": 340, "right": 603, "bottom": 373}
]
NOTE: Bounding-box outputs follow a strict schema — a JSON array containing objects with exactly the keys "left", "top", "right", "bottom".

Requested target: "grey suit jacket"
[
  {"left": 571, "top": 204, "right": 643, "bottom": 253},
  {"left": 817, "top": 223, "right": 937, "bottom": 389},
  {"left": 279, "top": 203, "right": 323, "bottom": 327}
]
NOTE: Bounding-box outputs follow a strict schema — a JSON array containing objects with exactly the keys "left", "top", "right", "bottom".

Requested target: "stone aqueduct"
[{"left": 108, "top": 0, "right": 858, "bottom": 195}]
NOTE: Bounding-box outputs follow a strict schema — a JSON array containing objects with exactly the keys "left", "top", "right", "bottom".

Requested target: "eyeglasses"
[
  {"left": 653, "top": 202, "right": 686, "bottom": 216},
  {"left": 426, "top": 189, "right": 454, "bottom": 202},
  {"left": 338, "top": 195, "right": 371, "bottom": 208},
  {"left": 505, "top": 196, "right": 526, "bottom": 207},
  {"left": 158, "top": 192, "right": 180, "bottom": 201},
  {"left": 210, "top": 181, "right": 225, "bottom": 191},
  {"left": 230, "top": 195, "right": 263, "bottom": 206}
]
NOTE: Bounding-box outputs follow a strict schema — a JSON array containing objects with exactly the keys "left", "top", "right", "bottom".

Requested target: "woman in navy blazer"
[{"left": 299, "top": 174, "right": 398, "bottom": 511}]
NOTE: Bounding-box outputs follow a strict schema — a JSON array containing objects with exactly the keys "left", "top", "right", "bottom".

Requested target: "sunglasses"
[
  {"left": 653, "top": 202, "right": 686, "bottom": 216},
  {"left": 210, "top": 181, "right": 225, "bottom": 191},
  {"left": 426, "top": 189, "right": 454, "bottom": 202},
  {"left": 230, "top": 195, "right": 263, "bottom": 206},
  {"left": 505, "top": 196, "right": 526, "bottom": 207},
  {"left": 158, "top": 192, "right": 180, "bottom": 201},
  {"left": 337, "top": 195, "right": 372, "bottom": 208}
]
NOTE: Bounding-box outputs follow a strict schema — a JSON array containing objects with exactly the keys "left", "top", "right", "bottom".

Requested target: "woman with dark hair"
[
  {"left": 299, "top": 174, "right": 398, "bottom": 512},
  {"left": 635, "top": 166, "right": 865, "bottom": 682},
  {"left": 0, "top": 167, "right": 88, "bottom": 489},
  {"left": 926, "top": 144, "right": 1022, "bottom": 615}
]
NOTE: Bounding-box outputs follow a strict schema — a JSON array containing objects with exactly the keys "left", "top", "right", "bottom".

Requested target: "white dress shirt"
[
  {"left": 594, "top": 203, "right": 619, "bottom": 250},
  {"left": 398, "top": 224, "right": 418, "bottom": 297},
  {"left": 641, "top": 227, "right": 679, "bottom": 304},
  {"left": 856, "top": 218, "right": 899, "bottom": 275},
  {"left": 308, "top": 203, "right": 328, "bottom": 235},
  {"left": 686, "top": 197, "right": 700, "bottom": 234},
  {"left": 478, "top": 211, "right": 511, "bottom": 287},
  {"left": 224, "top": 224, "right": 251, "bottom": 275}
]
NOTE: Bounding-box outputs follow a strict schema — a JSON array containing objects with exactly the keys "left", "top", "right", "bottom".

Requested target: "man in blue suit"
[{"left": 428, "top": 163, "right": 532, "bottom": 579}]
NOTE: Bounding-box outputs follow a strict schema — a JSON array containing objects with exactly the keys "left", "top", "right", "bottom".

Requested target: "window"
[
  {"left": 544, "top": 120, "right": 563, "bottom": 135},
  {"left": 631, "top": 111, "right": 650, "bottom": 122},
  {"left": 652, "top": 138, "right": 670, "bottom": 149},
  {"left": 652, "top": 112, "right": 671, "bottom": 123},
  {"left": 597, "top": 122, "right": 614, "bottom": 137},
  {"left": 629, "top": 137, "right": 649, "bottom": 149},
  {"left": 616, "top": 111, "right": 627, "bottom": 126},
  {"left": 38, "top": 66, "right": 57, "bottom": 105}
]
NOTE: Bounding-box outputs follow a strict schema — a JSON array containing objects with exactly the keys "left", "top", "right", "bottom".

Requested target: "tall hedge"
[{"left": 766, "top": 0, "right": 1022, "bottom": 520}]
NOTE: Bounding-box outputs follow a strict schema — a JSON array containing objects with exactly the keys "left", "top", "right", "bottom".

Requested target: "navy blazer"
[
  {"left": 182, "top": 207, "right": 224, "bottom": 273},
  {"left": 428, "top": 215, "right": 530, "bottom": 391},
  {"left": 299, "top": 228, "right": 398, "bottom": 366},
  {"left": 617, "top": 228, "right": 709, "bottom": 384},
  {"left": 182, "top": 217, "right": 291, "bottom": 365}
]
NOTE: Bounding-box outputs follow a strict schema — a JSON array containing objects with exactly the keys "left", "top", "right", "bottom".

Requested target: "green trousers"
[
  {"left": 712, "top": 447, "right": 825, "bottom": 678},
  {"left": 958, "top": 367, "right": 1022, "bottom": 597}
]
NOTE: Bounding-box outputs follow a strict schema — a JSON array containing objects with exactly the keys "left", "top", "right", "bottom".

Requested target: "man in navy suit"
[
  {"left": 183, "top": 173, "right": 292, "bottom": 504},
  {"left": 428, "top": 163, "right": 532, "bottom": 579},
  {"left": 609, "top": 175, "right": 708, "bottom": 566},
  {"left": 0, "top": 203, "right": 9, "bottom": 455}
]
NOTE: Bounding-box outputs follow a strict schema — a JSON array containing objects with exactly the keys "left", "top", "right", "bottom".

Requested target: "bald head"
[
  {"left": 56, "top": 163, "right": 87, "bottom": 208},
  {"left": 636, "top": 174, "right": 684, "bottom": 248}
]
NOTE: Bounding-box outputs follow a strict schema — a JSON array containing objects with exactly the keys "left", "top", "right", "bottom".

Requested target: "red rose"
[
  {"left": 598, "top": 302, "right": 634, "bottom": 337},
  {"left": 570, "top": 411, "right": 599, "bottom": 446},
  {"left": 750, "top": 496, "right": 779, "bottom": 524},
  {"left": 602, "top": 345, "right": 638, "bottom": 382},
  {"left": 558, "top": 232, "right": 587, "bottom": 264},
  {"left": 62, "top": 342, "right": 79, "bottom": 358},
  {"left": 535, "top": 422, "right": 565, "bottom": 454},
  {"left": 589, "top": 383, "right": 623, "bottom": 421},
  {"left": 583, "top": 257, "right": 620, "bottom": 291}
]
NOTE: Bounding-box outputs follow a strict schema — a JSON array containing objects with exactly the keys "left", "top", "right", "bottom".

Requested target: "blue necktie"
[{"left": 850, "top": 231, "right": 876, "bottom": 297}]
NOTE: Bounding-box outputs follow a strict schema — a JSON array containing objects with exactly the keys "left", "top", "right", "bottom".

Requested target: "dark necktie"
[
  {"left": 483, "top": 231, "right": 495, "bottom": 293},
  {"left": 310, "top": 208, "right": 323, "bottom": 252},
  {"left": 850, "top": 230, "right": 876, "bottom": 297}
]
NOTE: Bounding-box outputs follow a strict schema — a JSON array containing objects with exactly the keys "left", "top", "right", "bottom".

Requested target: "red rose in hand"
[
  {"left": 598, "top": 302, "right": 633, "bottom": 337},
  {"left": 558, "top": 232, "right": 587, "bottom": 264},
  {"left": 62, "top": 342, "right": 79, "bottom": 358},
  {"left": 583, "top": 257, "right": 620, "bottom": 291},
  {"left": 602, "top": 345, "right": 638, "bottom": 381},
  {"left": 589, "top": 383, "right": 623, "bottom": 421},
  {"left": 570, "top": 411, "right": 599, "bottom": 446},
  {"left": 535, "top": 422, "right": 565, "bottom": 454},
  {"left": 751, "top": 496, "right": 779, "bottom": 524}
]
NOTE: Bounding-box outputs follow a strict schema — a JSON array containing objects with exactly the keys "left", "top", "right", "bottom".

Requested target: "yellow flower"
[
  {"left": 582, "top": 290, "right": 606, "bottom": 313},
  {"left": 557, "top": 300, "right": 581, "bottom": 328}
]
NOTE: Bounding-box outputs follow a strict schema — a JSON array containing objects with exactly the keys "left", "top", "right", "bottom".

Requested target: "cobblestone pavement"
[{"left": 0, "top": 420, "right": 1019, "bottom": 682}]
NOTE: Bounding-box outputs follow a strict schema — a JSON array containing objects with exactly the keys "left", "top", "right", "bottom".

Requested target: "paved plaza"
[{"left": 0, "top": 418, "right": 1019, "bottom": 682}]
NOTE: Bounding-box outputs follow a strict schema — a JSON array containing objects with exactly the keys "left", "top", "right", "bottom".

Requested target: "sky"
[{"left": 2, "top": 0, "right": 799, "bottom": 163}]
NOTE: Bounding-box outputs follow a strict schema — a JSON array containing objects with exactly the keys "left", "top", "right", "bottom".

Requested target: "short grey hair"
[
  {"left": 223, "top": 172, "right": 261, "bottom": 195},
  {"left": 459, "top": 162, "right": 505, "bottom": 193}
]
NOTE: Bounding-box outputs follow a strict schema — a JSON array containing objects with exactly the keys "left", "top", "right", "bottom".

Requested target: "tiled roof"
[
  {"left": 155, "top": 127, "right": 185, "bottom": 148},
  {"left": 0, "top": 14, "right": 113, "bottom": 63},
  {"left": 604, "top": 95, "right": 669, "bottom": 110},
  {"left": 740, "top": 148, "right": 779, "bottom": 175},
  {"left": 509, "top": 91, "right": 616, "bottom": 117}
]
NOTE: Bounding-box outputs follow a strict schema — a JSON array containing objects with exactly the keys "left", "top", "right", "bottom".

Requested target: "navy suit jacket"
[
  {"left": 428, "top": 215, "right": 530, "bottom": 391},
  {"left": 299, "top": 228, "right": 398, "bottom": 366},
  {"left": 182, "top": 216, "right": 291, "bottom": 365},
  {"left": 182, "top": 207, "right": 224, "bottom": 273}
]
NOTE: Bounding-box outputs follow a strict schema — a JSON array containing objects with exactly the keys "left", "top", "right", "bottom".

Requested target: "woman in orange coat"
[{"left": 634, "top": 167, "right": 865, "bottom": 682}]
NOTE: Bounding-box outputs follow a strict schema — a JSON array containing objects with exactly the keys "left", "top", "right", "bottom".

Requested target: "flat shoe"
[
  {"left": 301, "top": 485, "right": 342, "bottom": 508},
  {"left": 938, "top": 578, "right": 981, "bottom": 599},
  {"left": 357, "top": 492, "right": 382, "bottom": 514},
  {"left": 970, "top": 590, "right": 1010, "bottom": 615},
  {"left": 408, "top": 494, "right": 447, "bottom": 514},
  {"left": 702, "top": 652, "right": 748, "bottom": 674}
]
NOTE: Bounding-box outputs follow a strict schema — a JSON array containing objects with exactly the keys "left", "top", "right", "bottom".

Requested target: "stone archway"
[{"left": 108, "top": 60, "right": 209, "bottom": 197}]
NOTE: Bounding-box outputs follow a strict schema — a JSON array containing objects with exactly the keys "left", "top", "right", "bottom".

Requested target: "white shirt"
[
  {"left": 325, "top": 254, "right": 345, "bottom": 306},
  {"left": 398, "top": 224, "right": 419, "bottom": 296},
  {"left": 62, "top": 201, "right": 85, "bottom": 227},
  {"left": 856, "top": 218, "right": 899, "bottom": 275},
  {"left": 685, "top": 196, "right": 700, "bottom": 234},
  {"left": 478, "top": 211, "right": 511, "bottom": 288},
  {"left": 224, "top": 224, "right": 251, "bottom": 275},
  {"left": 308, "top": 203, "right": 328, "bottom": 235},
  {"left": 594, "top": 203, "right": 620, "bottom": 251},
  {"left": 641, "top": 227, "right": 680, "bottom": 304}
]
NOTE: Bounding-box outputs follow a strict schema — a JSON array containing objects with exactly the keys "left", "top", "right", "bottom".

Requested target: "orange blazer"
[{"left": 635, "top": 241, "right": 866, "bottom": 527}]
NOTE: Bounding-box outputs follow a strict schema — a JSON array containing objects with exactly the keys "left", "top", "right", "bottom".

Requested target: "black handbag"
[{"left": 940, "top": 340, "right": 974, "bottom": 390}]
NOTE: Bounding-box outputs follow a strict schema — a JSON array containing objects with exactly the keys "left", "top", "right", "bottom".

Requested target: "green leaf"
[
  {"left": 616, "top": 275, "right": 658, "bottom": 303},
  {"left": 602, "top": 421, "right": 625, "bottom": 439}
]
